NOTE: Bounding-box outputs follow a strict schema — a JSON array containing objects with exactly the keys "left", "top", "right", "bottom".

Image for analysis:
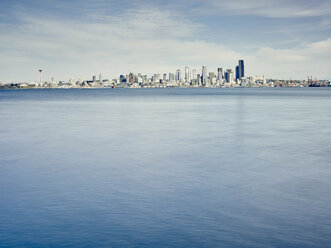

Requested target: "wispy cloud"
[
  {"left": 209, "top": 0, "right": 331, "bottom": 18},
  {"left": 0, "top": 7, "right": 244, "bottom": 81},
  {"left": 258, "top": 38, "right": 331, "bottom": 62},
  {"left": 254, "top": 38, "right": 331, "bottom": 79},
  {"left": 0, "top": 1, "right": 330, "bottom": 82}
]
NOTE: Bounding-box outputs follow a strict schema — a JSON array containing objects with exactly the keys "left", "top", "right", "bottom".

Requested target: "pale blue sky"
[{"left": 0, "top": 0, "right": 330, "bottom": 82}]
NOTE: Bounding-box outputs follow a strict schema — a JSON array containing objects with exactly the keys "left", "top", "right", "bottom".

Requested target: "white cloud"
[
  {"left": 258, "top": 38, "right": 331, "bottom": 61},
  {"left": 209, "top": 0, "right": 331, "bottom": 18},
  {"left": 257, "top": 48, "right": 307, "bottom": 62},
  {"left": 254, "top": 38, "right": 331, "bottom": 79},
  {"left": 0, "top": 5, "right": 330, "bottom": 82},
  {"left": 307, "top": 38, "right": 331, "bottom": 55},
  {"left": 0, "top": 8, "right": 244, "bottom": 82}
]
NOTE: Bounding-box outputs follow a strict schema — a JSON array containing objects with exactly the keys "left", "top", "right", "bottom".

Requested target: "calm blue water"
[{"left": 1, "top": 88, "right": 331, "bottom": 247}]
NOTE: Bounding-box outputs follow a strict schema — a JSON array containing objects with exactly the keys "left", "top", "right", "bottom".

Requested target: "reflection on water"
[{"left": 1, "top": 88, "right": 331, "bottom": 247}]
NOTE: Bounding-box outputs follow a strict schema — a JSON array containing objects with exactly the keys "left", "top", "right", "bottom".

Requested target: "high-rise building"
[
  {"left": 191, "top": 69, "right": 197, "bottom": 85},
  {"left": 225, "top": 69, "right": 234, "bottom": 83},
  {"left": 201, "top": 66, "right": 207, "bottom": 85},
  {"left": 239, "top": 60, "right": 244, "bottom": 79},
  {"left": 217, "top": 68, "right": 223, "bottom": 81},
  {"left": 50, "top": 77, "right": 55, "bottom": 87},
  {"left": 235, "top": 66, "right": 240, "bottom": 80},
  {"left": 176, "top": 69, "right": 181, "bottom": 82},
  {"left": 185, "top": 66, "right": 190, "bottom": 83},
  {"left": 119, "top": 75, "right": 126, "bottom": 83},
  {"left": 192, "top": 69, "right": 197, "bottom": 79},
  {"left": 128, "top": 73, "right": 135, "bottom": 84},
  {"left": 197, "top": 74, "right": 201, "bottom": 85},
  {"left": 209, "top": 72, "right": 215, "bottom": 84},
  {"left": 169, "top": 73, "right": 174, "bottom": 83},
  {"left": 152, "top": 74, "right": 160, "bottom": 83}
]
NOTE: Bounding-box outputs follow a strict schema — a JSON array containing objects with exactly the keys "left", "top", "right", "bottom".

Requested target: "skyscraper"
[
  {"left": 235, "top": 66, "right": 240, "bottom": 81},
  {"left": 225, "top": 69, "right": 234, "bottom": 83},
  {"left": 169, "top": 73, "right": 174, "bottom": 83},
  {"left": 217, "top": 68, "right": 223, "bottom": 81},
  {"left": 209, "top": 72, "right": 215, "bottom": 85},
  {"left": 185, "top": 66, "right": 190, "bottom": 83},
  {"left": 128, "top": 73, "right": 135, "bottom": 84},
  {"left": 119, "top": 75, "right": 126, "bottom": 83},
  {"left": 239, "top": 60, "right": 244, "bottom": 79},
  {"left": 176, "top": 69, "right": 181, "bottom": 82},
  {"left": 192, "top": 69, "right": 197, "bottom": 79},
  {"left": 202, "top": 65, "right": 207, "bottom": 85},
  {"left": 152, "top": 74, "right": 160, "bottom": 84}
]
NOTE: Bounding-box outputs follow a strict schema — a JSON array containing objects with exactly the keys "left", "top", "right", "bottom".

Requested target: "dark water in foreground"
[{"left": 0, "top": 88, "right": 331, "bottom": 247}]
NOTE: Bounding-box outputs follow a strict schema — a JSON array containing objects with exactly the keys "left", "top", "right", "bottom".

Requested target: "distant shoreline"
[{"left": 1, "top": 86, "right": 331, "bottom": 90}]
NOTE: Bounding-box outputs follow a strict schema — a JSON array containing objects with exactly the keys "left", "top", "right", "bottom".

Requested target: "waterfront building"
[
  {"left": 128, "top": 73, "right": 135, "bottom": 84},
  {"left": 192, "top": 69, "right": 197, "bottom": 80},
  {"left": 50, "top": 77, "right": 57, "bottom": 87},
  {"left": 176, "top": 69, "right": 181, "bottom": 82},
  {"left": 185, "top": 66, "right": 190, "bottom": 83},
  {"left": 209, "top": 72, "right": 215, "bottom": 85},
  {"left": 236, "top": 66, "right": 240, "bottom": 81},
  {"left": 169, "top": 73, "right": 174, "bottom": 83},
  {"left": 119, "top": 75, "right": 126, "bottom": 83},
  {"left": 239, "top": 60, "right": 244, "bottom": 79},
  {"left": 225, "top": 69, "right": 234, "bottom": 83},
  {"left": 197, "top": 74, "right": 201, "bottom": 85},
  {"left": 152, "top": 74, "right": 161, "bottom": 84},
  {"left": 217, "top": 68, "right": 223, "bottom": 81},
  {"left": 202, "top": 66, "right": 207, "bottom": 85}
]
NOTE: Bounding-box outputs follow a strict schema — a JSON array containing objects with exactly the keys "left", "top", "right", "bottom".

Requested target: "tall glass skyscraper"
[
  {"left": 176, "top": 69, "right": 181, "bottom": 82},
  {"left": 235, "top": 66, "right": 240, "bottom": 80},
  {"left": 239, "top": 60, "right": 244, "bottom": 79}
]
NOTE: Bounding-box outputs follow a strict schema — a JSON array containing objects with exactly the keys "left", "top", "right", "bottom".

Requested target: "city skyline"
[
  {"left": 2, "top": 59, "right": 329, "bottom": 88},
  {"left": 0, "top": 0, "right": 330, "bottom": 82}
]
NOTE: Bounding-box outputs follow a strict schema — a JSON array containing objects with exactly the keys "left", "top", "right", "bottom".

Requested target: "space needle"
[{"left": 39, "top": 69, "right": 42, "bottom": 85}]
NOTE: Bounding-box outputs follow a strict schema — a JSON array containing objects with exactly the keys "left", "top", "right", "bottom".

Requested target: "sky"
[{"left": 0, "top": 0, "right": 330, "bottom": 82}]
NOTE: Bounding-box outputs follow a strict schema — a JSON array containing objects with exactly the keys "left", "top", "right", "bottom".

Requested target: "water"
[{"left": 0, "top": 88, "right": 330, "bottom": 247}]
